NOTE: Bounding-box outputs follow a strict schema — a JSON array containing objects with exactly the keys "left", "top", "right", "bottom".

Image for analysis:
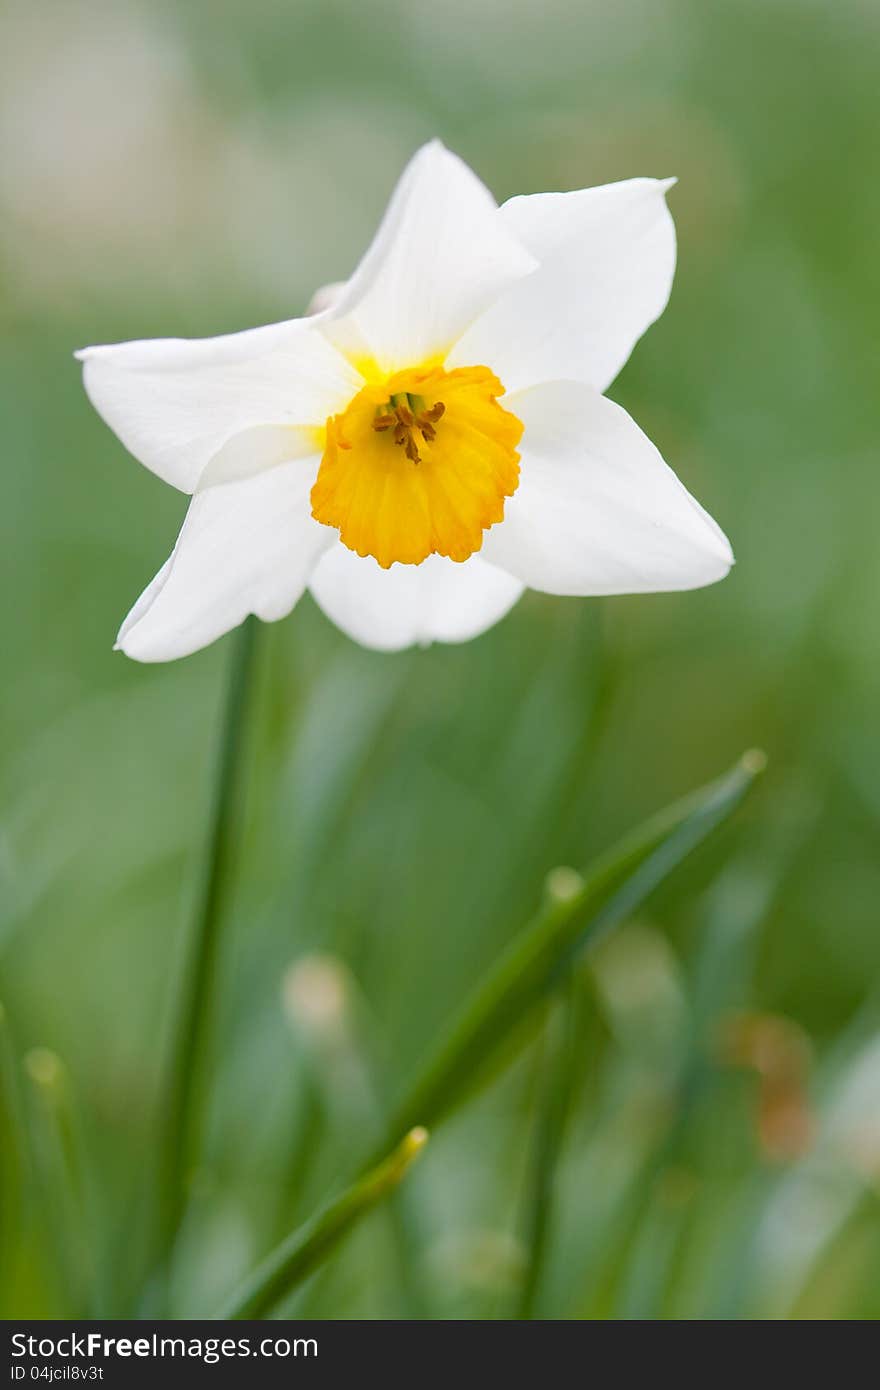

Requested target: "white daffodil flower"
[{"left": 77, "top": 141, "right": 733, "bottom": 661}]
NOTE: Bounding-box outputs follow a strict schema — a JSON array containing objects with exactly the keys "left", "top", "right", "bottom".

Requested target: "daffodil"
[{"left": 78, "top": 141, "right": 732, "bottom": 660}]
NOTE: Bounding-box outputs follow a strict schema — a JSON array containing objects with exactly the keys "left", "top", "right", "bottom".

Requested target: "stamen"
[
  {"left": 371, "top": 395, "right": 447, "bottom": 467},
  {"left": 415, "top": 401, "right": 445, "bottom": 445}
]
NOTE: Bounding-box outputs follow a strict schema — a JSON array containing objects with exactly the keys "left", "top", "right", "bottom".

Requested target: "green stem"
[
  {"left": 155, "top": 617, "right": 260, "bottom": 1276},
  {"left": 216, "top": 1127, "right": 428, "bottom": 1320},
  {"left": 516, "top": 974, "right": 580, "bottom": 1319}
]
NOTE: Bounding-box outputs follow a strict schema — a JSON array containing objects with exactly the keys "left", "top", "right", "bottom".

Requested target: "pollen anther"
[
  {"left": 312, "top": 363, "right": 522, "bottom": 568},
  {"left": 371, "top": 395, "right": 447, "bottom": 464}
]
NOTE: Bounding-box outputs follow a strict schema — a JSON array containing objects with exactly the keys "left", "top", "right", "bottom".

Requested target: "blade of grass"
[
  {"left": 0, "top": 1002, "right": 27, "bottom": 1300},
  {"left": 515, "top": 970, "right": 581, "bottom": 1319},
  {"left": 154, "top": 616, "right": 259, "bottom": 1279},
  {"left": 216, "top": 1127, "right": 428, "bottom": 1319},
  {"left": 596, "top": 797, "right": 818, "bottom": 1321},
  {"left": 216, "top": 751, "right": 762, "bottom": 1320},
  {"left": 280, "top": 953, "right": 431, "bottom": 1317},
  {"left": 786, "top": 1183, "right": 880, "bottom": 1319},
  {"left": 24, "top": 1048, "right": 98, "bottom": 1317},
  {"left": 381, "top": 751, "right": 765, "bottom": 1152}
]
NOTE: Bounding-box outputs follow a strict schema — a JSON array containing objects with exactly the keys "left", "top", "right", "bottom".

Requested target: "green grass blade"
[
  {"left": 516, "top": 972, "right": 581, "bottom": 1319},
  {"left": 155, "top": 616, "right": 259, "bottom": 1281},
  {"left": 280, "top": 954, "right": 431, "bottom": 1317},
  {"left": 24, "top": 1048, "right": 99, "bottom": 1317},
  {"left": 0, "top": 1003, "right": 27, "bottom": 1298},
  {"left": 383, "top": 751, "right": 765, "bottom": 1148},
  {"left": 216, "top": 1127, "right": 428, "bottom": 1320}
]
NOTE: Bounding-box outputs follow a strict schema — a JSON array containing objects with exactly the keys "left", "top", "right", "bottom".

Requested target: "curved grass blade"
[
  {"left": 382, "top": 751, "right": 765, "bottom": 1151},
  {"left": 216, "top": 1127, "right": 428, "bottom": 1320},
  {"left": 280, "top": 953, "right": 431, "bottom": 1317}
]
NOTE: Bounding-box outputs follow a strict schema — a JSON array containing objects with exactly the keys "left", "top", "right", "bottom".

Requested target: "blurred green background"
[{"left": 2, "top": 0, "right": 879, "bottom": 1320}]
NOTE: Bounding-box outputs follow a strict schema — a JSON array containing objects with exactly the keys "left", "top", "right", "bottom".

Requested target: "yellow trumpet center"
[{"left": 311, "top": 363, "right": 523, "bottom": 569}]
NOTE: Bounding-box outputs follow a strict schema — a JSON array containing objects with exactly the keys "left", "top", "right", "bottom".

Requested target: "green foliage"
[{"left": 2, "top": 0, "right": 879, "bottom": 1320}]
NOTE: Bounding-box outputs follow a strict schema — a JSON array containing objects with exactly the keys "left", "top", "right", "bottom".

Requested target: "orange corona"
[{"left": 311, "top": 363, "right": 522, "bottom": 569}]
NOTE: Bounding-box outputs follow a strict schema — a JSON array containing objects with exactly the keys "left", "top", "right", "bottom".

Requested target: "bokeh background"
[{"left": 2, "top": 0, "right": 879, "bottom": 1320}]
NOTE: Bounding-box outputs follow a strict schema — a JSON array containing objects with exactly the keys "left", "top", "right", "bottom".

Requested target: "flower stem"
[{"left": 155, "top": 616, "right": 259, "bottom": 1282}]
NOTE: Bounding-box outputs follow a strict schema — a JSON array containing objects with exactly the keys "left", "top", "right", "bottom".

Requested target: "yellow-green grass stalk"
[
  {"left": 382, "top": 751, "right": 766, "bottom": 1152},
  {"left": 216, "top": 1127, "right": 429, "bottom": 1320}
]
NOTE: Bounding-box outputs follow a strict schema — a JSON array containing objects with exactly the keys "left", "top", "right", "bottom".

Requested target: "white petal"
[
  {"left": 306, "top": 280, "right": 347, "bottom": 316},
  {"left": 308, "top": 545, "right": 524, "bottom": 652},
  {"left": 117, "top": 455, "right": 330, "bottom": 661},
  {"left": 196, "top": 423, "right": 317, "bottom": 488},
  {"left": 77, "top": 319, "right": 358, "bottom": 493},
  {"left": 449, "top": 178, "right": 676, "bottom": 395},
  {"left": 319, "top": 141, "right": 537, "bottom": 373},
  {"left": 482, "top": 380, "right": 733, "bottom": 595}
]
